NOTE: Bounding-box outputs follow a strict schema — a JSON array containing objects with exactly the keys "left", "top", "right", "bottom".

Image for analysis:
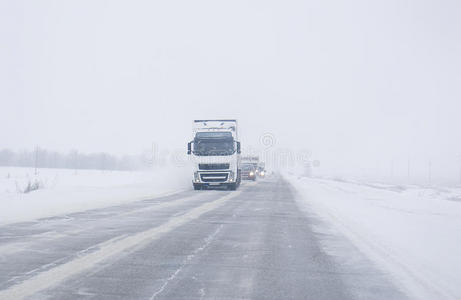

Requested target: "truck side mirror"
[
  {"left": 236, "top": 142, "right": 241, "bottom": 154},
  {"left": 187, "top": 142, "right": 192, "bottom": 155}
]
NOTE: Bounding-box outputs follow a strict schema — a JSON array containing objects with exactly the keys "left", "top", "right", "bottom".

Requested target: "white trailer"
[{"left": 187, "top": 120, "right": 241, "bottom": 190}]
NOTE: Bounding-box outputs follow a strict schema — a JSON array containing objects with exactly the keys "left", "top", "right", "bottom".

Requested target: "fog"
[{"left": 1, "top": 0, "right": 460, "bottom": 184}]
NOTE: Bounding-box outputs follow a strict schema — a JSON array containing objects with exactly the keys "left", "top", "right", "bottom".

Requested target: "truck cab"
[{"left": 188, "top": 120, "right": 241, "bottom": 190}]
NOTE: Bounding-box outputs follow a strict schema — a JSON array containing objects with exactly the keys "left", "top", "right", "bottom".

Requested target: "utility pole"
[
  {"left": 152, "top": 142, "right": 155, "bottom": 169},
  {"left": 74, "top": 151, "right": 79, "bottom": 175},
  {"left": 428, "top": 160, "right": 432, "bottom": 186},
  {"left": 458, "top": 155, "right": 461, "bottom": 186},
  {"left": 407, "top": 158, "right": 410, "bottom": 183},
  {"left": 34, "top": 145, "right": 39, "bottom": 176},
  {"left": 390, "top": 159, "right": 394, "bottom": 180}
]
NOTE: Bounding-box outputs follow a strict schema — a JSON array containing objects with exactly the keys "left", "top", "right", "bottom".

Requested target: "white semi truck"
[{"left": 187, "top": 119, "right": 241, "bottom": 190}]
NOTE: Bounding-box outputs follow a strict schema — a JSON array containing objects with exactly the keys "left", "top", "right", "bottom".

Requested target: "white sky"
[{"left": 1, "top": 0, "right": 460, "bottom": 181}]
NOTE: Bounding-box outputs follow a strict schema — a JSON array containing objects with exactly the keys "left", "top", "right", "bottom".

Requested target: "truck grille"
[
  {"left": 199, "top": 163, "right": 230, "bottom": 170},
  {"left": 200, "top": 173, "right": 228, "bottom": 182}
]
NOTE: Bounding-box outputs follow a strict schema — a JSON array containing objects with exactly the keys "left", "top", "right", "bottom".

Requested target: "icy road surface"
[{"left": 0, "top": 176, "right": 406, "bottom": 299}]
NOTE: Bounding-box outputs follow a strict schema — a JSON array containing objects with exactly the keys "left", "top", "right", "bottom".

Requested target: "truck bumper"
[{"left": 193, "top": 171, "right": 238, "bottom": 189}]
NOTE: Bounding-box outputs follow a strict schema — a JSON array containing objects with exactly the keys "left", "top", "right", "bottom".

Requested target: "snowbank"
[
  {"left": 0, "top": 166, "right": 190, "bottom": 225},
  {"left": 286, "top": 174, "right": 461, "bottom": 300}
]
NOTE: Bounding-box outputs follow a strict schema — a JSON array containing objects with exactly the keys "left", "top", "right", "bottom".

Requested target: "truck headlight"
[
  {"left": 194, "top": 172, "right": 199, "bottom": 182},
  {"left": 229, "top": 171, "right": 234, "bottom": 181},
  {"left": 249, "top": 171, "right": 254, "bottom": 176}
]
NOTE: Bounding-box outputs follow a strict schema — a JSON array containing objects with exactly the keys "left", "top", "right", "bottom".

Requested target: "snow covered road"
[{"left": 0, "top": 175, "right": 406, "bottom": 299}]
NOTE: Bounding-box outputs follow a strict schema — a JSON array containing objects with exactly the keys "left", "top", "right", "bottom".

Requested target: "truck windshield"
[{"left": 193, "top": 138, "right": 235, "bottom": 156}]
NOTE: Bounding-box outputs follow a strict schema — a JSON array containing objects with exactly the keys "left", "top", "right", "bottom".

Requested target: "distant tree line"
[{"left": 0, "top": 148, "right": 150, "bottom": 171}]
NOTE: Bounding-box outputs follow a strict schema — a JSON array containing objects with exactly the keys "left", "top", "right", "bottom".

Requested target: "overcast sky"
[{"left": 1, "top": 0, "right": 460, "bottom": 181}]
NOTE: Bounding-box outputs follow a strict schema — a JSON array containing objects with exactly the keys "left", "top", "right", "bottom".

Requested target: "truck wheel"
[
  {"left": 228, "top": 183, "right": 237, "bottom": 191},
  {"left": 193, "top": 184, "right": 202, "bottom": 190}
]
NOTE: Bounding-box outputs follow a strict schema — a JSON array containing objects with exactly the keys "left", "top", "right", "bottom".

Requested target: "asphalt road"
[{"left": 0, "top": 175, "right": 407, "bottom": 299}]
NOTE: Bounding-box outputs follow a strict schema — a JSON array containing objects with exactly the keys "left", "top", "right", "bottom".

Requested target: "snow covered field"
[
  {"left": 287, "top": 174, "right": 461, "bottom": 300},
  {"left": 0, "top": 166, "right": 190, "bottom": 225}
]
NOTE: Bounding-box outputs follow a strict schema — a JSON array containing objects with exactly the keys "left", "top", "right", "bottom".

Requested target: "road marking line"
[{"left": 0, "top": 190, "right": 242, "bottom": 300}]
